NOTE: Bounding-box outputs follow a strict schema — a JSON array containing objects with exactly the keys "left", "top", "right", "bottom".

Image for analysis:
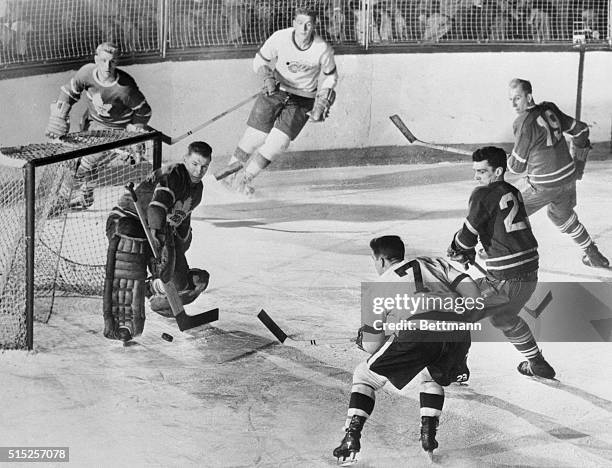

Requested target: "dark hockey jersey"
[
  {"left": 454, "top": 181, "right": 538, "bottom": 280},
  {"left": 508, "top": 101, "right": 589, "bottom": 188},
  {"left": 59, "top": 63, "right": 151, "bottom": 128},
  {"left": 112, "top": 163, "right": 203, "bottom": 240}
]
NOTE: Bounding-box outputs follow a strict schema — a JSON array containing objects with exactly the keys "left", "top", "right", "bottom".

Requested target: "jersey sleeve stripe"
[
  {"left": 464, "top": 219, "right": 479, "bottom": 236},
  {"left": 256, "top": 50, "right": 271, "bottom": 62},
  {"left": 486, "top": 254, "right": 539, "bottom": 270},
  {"left": 323, "top": 66, "right": 337, "bottom": 76},
  {"left": 511, "top": 150, "right": 526, "bottom": 163},
  {"left": 454, "top": 232, "right": 474, "bottom": 250},
  {"left": 131, "top": 100, "right": 147, "bottom": 110},
  {"left": 449, "top": 273, "right": 469, "bottom": 291},
  {"left": 528, "top": 161, "right": 575, "bottom": 178},
  {"left": 149, "top": 200, "right": 168, "bottom": 211},
  {"left": 153, "top": 186, "right": 175, "bottom": 202}
]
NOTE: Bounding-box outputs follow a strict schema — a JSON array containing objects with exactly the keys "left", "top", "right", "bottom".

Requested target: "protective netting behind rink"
[
  {"left": 0, "top": 0, "right": 160, "bottom": 66},
  {"left": 0, "top": 130, "right": 161, "bottom": 349},
  {"left": 2, "top": 1, "right": 609, "bottom": 68}
]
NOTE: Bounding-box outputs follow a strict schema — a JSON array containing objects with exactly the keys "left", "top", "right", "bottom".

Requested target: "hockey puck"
[{"left": 161, "top": 333, "right": 174, "bottom": 342}]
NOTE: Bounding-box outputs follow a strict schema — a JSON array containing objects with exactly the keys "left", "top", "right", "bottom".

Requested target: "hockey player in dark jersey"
[
  {"left": 448, "top": 146, "right": 555, "bottom": 379},
  {"left": 333, "top": 235, "right": 481, "bottom": 463},
  {"left": 507, "top": 78, "right": 608, "bottom": 268},
  {"left": 102, "top": 141, "right": 211, "bottom": 342},
  {"left": 45, "top": 42, "right": 152, "bottom": 210}
]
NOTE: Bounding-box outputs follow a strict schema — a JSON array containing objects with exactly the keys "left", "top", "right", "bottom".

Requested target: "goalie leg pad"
[{"left": 103, "top": 234, "right": 149, "bottom": 341}]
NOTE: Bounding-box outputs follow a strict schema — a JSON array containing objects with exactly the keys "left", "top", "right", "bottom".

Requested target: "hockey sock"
[
  {"left": 345, "top": 384, "right": 375, "bottom": 428},
  {"left": 558, "top": 213, "right": 592, "bottom": 250},
  {"left": 245, "top": 152, "right": 271, "bottom": 179},
  {"left": 503, "top": 317, "right": 540, "bottom": 359},
  {"left": 420, "top": 380, "right": 444, "bottom": 418}
]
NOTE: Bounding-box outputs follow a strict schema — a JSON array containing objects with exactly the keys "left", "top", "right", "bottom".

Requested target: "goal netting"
[{"left": 0, "top": 130, "right": 162, "bottom": 349}]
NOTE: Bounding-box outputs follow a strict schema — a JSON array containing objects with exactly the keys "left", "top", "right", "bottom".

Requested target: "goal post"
[{"left": 0, "top": 130, "right": 163, "bottom": 350}]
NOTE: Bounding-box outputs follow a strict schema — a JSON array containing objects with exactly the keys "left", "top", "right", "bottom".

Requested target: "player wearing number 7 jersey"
[
  {"left": 507, "top": 78, "right": 608, "bottom": 268},
  {"left": 448, "top": 146, "right": 556, "bottom": 379}
]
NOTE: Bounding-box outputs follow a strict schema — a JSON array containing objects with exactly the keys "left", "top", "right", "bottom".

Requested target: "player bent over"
[
  {"left": 217, "top": 5, "right": 338, "bottom": 196},
  {"left": 45, "top": 42, "right": 152, "bottom": 210},
  {"left": 507, "top": 78, "right": 608, "bottom": 268},
  {"left": 448, "top": 146, "right": 556, "bottom": 379},
  {"left": 103, "top": 142, "right": 212, "bottom": 342},
  {"left": 334, "top": 235, "right": 481, "bottom": 463}
]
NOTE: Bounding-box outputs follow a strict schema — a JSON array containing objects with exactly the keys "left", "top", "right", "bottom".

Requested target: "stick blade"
[
  {"left": 525, "top": 291, "right": 553, "bottom": 319},
  {"left": 215, "top": 161, "right": 243, "bottom": 181},
  {"left": 257, "top": 309, "right": 288, "bottom": 343},
  {"left": 389, "top": 114, "right": 418, "bottom": 143},
  {"left": 175, "top": 308, "right": 219, "bottom": 331}
]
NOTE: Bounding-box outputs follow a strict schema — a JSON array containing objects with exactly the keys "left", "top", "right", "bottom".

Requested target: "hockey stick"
[
  {"left": 126, "top": 182, "right": 218, "bottom": 331},
  {"left": 389, "top": 114, "right": 473, "bottom": 156},
  {"left": 471, "top": 261, "right": 553, "bottom": 318},
  {"left": 257, "top": 309, "right": 353, "bottom": 346},
  {"left": 214, "top": 160, "right": 244, "bottom": 181}
]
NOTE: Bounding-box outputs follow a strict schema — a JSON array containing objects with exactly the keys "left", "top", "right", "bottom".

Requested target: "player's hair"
[
  {"left": 187, "top": 141, "right": 213, "bottom": 159},
  {"left": 370, "top": 236, "right": 405, "bottom": 263},
  {"left": 96, "top": 42, "right": 119, "bottom": 58},
  {"left": 509, "top": 78, "right": 532, "bottom": 94},
  {"left": 294, "top": 5, "right": 318, "bottom": 21},
  {"left": 472, "top": 146, "right": 507, "bottom": 173}
]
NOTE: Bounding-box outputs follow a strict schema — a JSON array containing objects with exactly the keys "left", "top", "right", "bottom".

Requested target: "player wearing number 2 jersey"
[
  {"left": 449, "top": 146, "right": 556, "bottom": 379},
  {"left": 507, "top": 78, "right": 608, "bottom": 268}
]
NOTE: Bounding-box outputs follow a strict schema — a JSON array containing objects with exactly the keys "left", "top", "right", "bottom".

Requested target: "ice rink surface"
[{"left": 2, "top": 161, "right": 612, "bottom": 467}]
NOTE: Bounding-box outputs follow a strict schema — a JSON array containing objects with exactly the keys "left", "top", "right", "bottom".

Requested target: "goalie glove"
[
  {"left": 45, "top": 101, "right": 71, "bottom": 139},
  {"left": 570, "top": 140, "right": 591, "bottom": 180},
  {"left": 257, "top": 66, "right": 278, "bottom": 96},
  {"left": 447, "top": 242, "right": 476, "bottom": 271},
  {"left": 308, "top": 88, "right": 336, "bottom": 122}
]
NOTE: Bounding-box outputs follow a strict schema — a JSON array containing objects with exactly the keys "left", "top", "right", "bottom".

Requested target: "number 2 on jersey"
[
  {"left": 536, "top": 110, "right": 562, "bottom": 146},
  {"left": 499, "top": 192, "right": 527, "bottom": 232}
]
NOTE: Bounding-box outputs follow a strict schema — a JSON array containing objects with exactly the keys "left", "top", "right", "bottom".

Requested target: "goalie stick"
[
  {"left": 126, "top": 182, "right": 218, "bottom": 331},
  {"left": 257, "top": 309, "right": 353, "bottom": 346},
  {"left": 389, "top": 114, "right": 473, "bottom": 156},
  {"left": 470, "top": 261, "right": 553, "bottom": 319},
  {"left": 147, "top": 93, "right": 259, "bottom": 146}
]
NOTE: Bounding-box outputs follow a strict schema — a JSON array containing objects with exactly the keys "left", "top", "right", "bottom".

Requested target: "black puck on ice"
[{"left": 161, "top": 333, "right": 174, "bottom": 342}]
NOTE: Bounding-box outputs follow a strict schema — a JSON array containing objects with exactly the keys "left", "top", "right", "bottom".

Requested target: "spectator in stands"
[
  {"left": 528, "top": 0, "right": 553, "bottom": 42},
  {"left": 420, "top": 0, "right": 452, "bottom": 41}
]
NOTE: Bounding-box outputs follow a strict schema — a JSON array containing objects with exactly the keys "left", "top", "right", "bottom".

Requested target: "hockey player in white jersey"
[
  {"left": 217, "top": 5, "right": 339, "bottom": 195},
  {"left": 333, "top": 235, "right": 482, "bottom": 464}
]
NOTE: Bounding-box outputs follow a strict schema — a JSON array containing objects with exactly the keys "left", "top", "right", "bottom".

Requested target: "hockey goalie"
[{"left": 103, "top": 141, "right": 212, "bottom": 342}]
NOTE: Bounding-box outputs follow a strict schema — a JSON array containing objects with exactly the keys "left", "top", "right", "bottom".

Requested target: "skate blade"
[{"left": 336, "top": 453, "right": 358, "bottom": 466}]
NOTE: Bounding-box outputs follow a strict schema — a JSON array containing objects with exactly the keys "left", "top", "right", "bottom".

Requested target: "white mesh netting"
[{"left": 0, "top": 130, "right": 160, "bottom": 349}]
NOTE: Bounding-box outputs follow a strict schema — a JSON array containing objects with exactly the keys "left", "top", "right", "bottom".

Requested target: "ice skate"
[
  {"left": 420, "top": 416, "right": 439, "bottom": 461},
  {"left": 333, "top": 415, "right": 366, "bottom": 466},
  {"left": 517, "top": 352, "right": 556, "bottom": 379},
  {"left": 582, "top": 243, "right": 610, "bottom": 269}
]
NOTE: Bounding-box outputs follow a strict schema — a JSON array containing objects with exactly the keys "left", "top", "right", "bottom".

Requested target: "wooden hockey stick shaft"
[
  {"left": 389, "top": 114, "right": 473, "bottom": 156},
  {"left": 257, "top": 309, "right": 352, "bottom": 345},
  {"left": 126, "top": 182, "right": 217, "bottom": 331},
  {"left": 171, "top": 93, "right": 259, "bottom": 145}
]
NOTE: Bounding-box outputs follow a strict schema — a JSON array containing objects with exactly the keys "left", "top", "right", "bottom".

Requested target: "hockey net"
[{"left": 0, "top": 130, "right": 162, "bottom": 349}]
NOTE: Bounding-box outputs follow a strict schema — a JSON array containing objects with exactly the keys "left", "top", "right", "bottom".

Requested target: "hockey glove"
[
  {"left": 258, "top": 66, "right": 278, "bottom": 96},
  {"left": 45, "top": 101, "right": 71, "bottom": 139},
  {"left": 447, "top": 243, "right": 476, "bottom": 270},
  {"left": 308, "top": 89, "right": 336, "bottom": 122},
  {"left": 571, "top": 141, "right": 590, "bottom": 180}
]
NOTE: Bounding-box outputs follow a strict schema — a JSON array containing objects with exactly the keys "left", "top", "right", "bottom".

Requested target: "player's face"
[
  {"left": 473, "top": 160, "right": 499, "bottom": 186},
  {"left": 184, "top": 153, "right": 211, "bottom": 183},
  {"left": 293, "top": 14, "right": 315, "bottom": 42},
  {"left": 508, "top": 86, "right": 532, "bottom": 114},
  {"left": 95, "top": 51, "right": 118, "bottom": 81}
]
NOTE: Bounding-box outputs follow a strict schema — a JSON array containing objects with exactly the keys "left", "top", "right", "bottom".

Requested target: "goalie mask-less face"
[
  {"left": 293, "top": 14, "right": 315, "bottom": 45},
  {"left": 95, "top": 50, "right": 118, "bottom": 82},
  {"left": 184, "top": 152, "right": 211, "bottom": 183},
  {"left": 508, "top": 85, "right": 533, "bottom": 114}
]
